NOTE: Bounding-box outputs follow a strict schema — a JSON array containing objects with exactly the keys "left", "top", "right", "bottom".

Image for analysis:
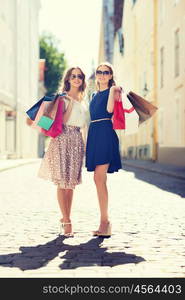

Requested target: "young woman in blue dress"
[{"left": 85, "top": 62, "right": 122, "bottom": 237}]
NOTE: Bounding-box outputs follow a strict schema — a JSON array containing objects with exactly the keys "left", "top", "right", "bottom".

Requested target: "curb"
[
  {"left": 123, "top": 161, "right": 185, "bottom": 181},
  {"left": 1, "top": 159, "right": 184, "bottom": 181},
  {"left": 0, "top": 159, "right": 40, "bottom": 173}
]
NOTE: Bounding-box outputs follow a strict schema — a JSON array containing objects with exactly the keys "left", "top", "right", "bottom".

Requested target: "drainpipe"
[
  {"left": 152, "top": 0, "right": 159, "bottom": 161},
  {"left": 14, "top": 0, "right": 18, "bottom": 158}
]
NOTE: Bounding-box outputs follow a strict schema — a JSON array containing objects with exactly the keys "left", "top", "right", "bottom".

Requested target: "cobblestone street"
[{"left": 0, "top": 160, "right": 185, "bottom": 278}]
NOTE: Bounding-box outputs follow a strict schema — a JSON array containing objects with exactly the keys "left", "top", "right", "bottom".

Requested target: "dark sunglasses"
[
  {"left": 70, "top": 74, "right": 83, "bottom": 80},
  {"left": 96, "top": 70, "right": 111, "bottom": 75}
]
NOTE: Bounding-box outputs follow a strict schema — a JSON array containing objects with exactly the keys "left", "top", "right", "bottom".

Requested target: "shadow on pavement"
[
  {"left": 0, "top": 236, "right": 145, "bottom": 271},
  {"left": 58, "top": 236, "right": 145, "bottom": 270},
  {"left": 122, "top": 165, "right": 185, "bottom": 198}
]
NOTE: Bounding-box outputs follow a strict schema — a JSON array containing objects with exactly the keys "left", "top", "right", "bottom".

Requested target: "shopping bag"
[
  {"left": 30, "top": 95, "right": 64, "bottom": 138},
  {"left": 127, "top": 91, "right": 158, "bottom": 124},
  {"left": 122, "top": 92, "right": 139, "bottom": 135},
  {"left": 41, "top": 98, "right": 64, "bottom": 138},
  {"left": 113, "top": 89, "right": 138, "bottom": 135},
  {"left": 36, "top": 95, "right": 59, "bottom": 130},
  {"left": 112, "top": 99, "right": 126, "bottom": 129},
  {"left": 37, "top": 115, "right": 54, "bottom": 130},
  {"left": 26, "top": 95, "right": 54, "bottom": 121}
]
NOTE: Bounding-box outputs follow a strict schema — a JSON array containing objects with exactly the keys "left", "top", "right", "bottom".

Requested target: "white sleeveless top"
[{"left": 63, "top": 97, "right": 90, "bottom": 128}]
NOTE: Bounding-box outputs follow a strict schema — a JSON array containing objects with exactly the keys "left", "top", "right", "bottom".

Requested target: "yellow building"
[
  {"left": 112, "top": 0, "right": 185, "bottom": 166},
  {"left": 157, "top": 0, "right": 185, "bottom": 165}
]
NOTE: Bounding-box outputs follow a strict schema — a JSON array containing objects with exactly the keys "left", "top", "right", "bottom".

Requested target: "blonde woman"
[
  {"left": 85, "top": 62, "right": 122, "bottom": 238},
  {"left": 38, "top": 67, "right": 87, "bottom": 237}
]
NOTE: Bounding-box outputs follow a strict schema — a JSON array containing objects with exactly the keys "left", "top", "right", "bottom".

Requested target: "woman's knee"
[
  {"left": 94, "top": 172, "right": 107, "bottom": 185},
  {"left": 65, "top": 188, "right": 73, "bottom": 195}
]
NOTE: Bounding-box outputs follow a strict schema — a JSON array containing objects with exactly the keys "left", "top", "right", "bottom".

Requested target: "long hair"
[
  {"left": 95, "top": 61, "right": 116, "bottom": 90},
  {"left": 58, "top": 66, "right": 86, "bottom": 98}
]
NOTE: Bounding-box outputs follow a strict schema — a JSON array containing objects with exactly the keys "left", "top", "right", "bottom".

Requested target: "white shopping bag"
[{"left": 121, "top": 91, "right": 139, "bottom": 135}]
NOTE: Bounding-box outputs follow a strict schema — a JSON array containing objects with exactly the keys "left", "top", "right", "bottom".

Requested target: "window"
[
  {"left": 174, "top": 0, "right": 180, "bottom": 5},
  {"left": 174, "top": 97, "right": 182, "bottom": 144},
  {"left": 159, "top": 0, "right": 165, "bottom": 24},
  {"left": 160, "top": 47, "right": 164, "bottom": 88},
  {"left": 142, "top": 72, "right": 149, "bottom": 97},
  {"left": 158, "top": 109, "right": 164, "bottom": 145},
  {"left": 174, "top": 29, "right": 180, "bottom": 77},
  {"left": 138, "top": 148, "right": 142, "bottom": 158},
  {"left": 117, "top": 28, "right": 124, "bottom": 55}
]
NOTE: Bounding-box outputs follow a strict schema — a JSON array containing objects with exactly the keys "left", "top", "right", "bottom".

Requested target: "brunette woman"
[{"left": 38, "top": 67, "right": 87, "bottom": 237}]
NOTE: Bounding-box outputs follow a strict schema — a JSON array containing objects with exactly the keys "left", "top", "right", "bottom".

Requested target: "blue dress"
[{"left": 85, "top": 88, "right": 122, "bottom": 173}]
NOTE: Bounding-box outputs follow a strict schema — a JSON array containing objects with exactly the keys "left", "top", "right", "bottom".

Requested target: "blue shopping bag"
[
  {"left": 26, "top": 96, "right": 53, "bottom": 121},
  {"left": 26, "top": 93, "right": 66, "bottom": 121}
]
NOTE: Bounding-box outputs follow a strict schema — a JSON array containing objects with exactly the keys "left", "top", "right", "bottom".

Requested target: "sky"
[{"left": 39, "top": 0, "right": 102, "bottom": 78}]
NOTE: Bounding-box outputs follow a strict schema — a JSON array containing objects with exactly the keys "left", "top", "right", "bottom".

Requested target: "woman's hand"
[
  {"left": 109, "top": 86, "right": 122, "bottom": 103},
  {"left": 110, "top": 86, "right": 122, "bottom": 93}
]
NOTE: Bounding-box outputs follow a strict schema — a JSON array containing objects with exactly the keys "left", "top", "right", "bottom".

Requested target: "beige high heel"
[
  {"left": 93, "top": 222, "right": 112, "bottom": 238},
  {"left": 59, "top": 220, "right": 74, "bottom": 237}
]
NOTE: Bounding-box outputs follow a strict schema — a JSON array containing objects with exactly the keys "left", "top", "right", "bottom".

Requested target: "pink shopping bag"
[{"left": 41, "top": 98, "right": 64, "bottom": 138}]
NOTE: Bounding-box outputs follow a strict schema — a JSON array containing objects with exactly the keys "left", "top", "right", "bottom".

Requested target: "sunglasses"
[
  {"left": 96, "top": 70, "right": 111, "bottom": 75},
  {"left": 70, "top": 74, "right": 83, "bottom": 80}
]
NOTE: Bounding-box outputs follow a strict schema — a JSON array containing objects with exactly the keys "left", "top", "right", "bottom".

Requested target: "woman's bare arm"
[
  {"left": 80, "top": 125, "right": 87, "bottom": 151},
  {"left": 62, "top": 96, "right": 74, "bottom": 124},
  {"left": 107, "top": 86, "right": 122, "bottom": 113}
]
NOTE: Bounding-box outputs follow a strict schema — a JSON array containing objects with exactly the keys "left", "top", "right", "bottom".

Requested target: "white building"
[{"left": 0, "top": 0, "right": 41, "bottom": 159}]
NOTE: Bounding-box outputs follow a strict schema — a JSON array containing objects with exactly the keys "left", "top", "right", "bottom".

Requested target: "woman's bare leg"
[
  {"left": 57, "top": 187, "right": 73, "bottom": 234},
  {"left": 94, "top": 164, "right": 110, "bottom": 232},
  {"left": 65, "top": 189, "right": 73, "bottom": 218}
]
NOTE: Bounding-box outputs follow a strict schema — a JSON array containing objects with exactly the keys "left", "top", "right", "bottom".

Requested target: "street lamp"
[{"left": 143, "top": 83, "right": 149, "bottom": 97}]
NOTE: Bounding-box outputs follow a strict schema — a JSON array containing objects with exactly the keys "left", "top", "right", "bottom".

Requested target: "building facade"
[
  {"left": 113, "top": 0, "right": 157, "bottom": 161},
  {"left": 157, "top": 0, "right": 185, "bottom": 165},
  {"left": 99, "top": 0, "right": 185, "bottom": 166},
  {"left": 0, "top": 0, "right": 41, "bottom": 159}
]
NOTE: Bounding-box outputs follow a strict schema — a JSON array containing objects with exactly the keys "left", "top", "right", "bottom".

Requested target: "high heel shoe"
[
  {"left": 59, "top": 220, "right": 74, "bottom": 237},
  {"left": 93, "top": 222, "right": 112, "bottom": 238}
]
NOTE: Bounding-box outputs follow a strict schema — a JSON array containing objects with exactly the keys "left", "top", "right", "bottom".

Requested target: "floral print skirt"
[{"left": 38, "top": 125, "right": 84, "bottom": 189}]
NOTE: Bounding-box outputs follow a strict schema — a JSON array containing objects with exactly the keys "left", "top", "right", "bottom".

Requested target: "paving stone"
[{"left": 0, "top": 162, "right": 184, "bottom": 277}]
